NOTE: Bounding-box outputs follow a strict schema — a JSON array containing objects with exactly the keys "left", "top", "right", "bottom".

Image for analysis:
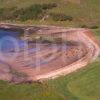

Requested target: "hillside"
[{"left": 0, "top": 0, "right": 100, "bottom": 27}]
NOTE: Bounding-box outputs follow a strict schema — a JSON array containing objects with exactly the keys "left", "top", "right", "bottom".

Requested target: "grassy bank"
[{"left": 0, "top": 0, "right": 100, "bottom": 28}]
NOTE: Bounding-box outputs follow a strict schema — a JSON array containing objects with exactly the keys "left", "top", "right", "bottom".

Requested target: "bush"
[
  {"left": 81, "top": 25, "right": 99, "bottom": 29},
  {"left": 14, "top": 4, "right": 43, "bottom": 21},
  {"left": 0, "top": 3, "right": 57, "bottom": 21},
  {"left": 51, "top": 13, "right": 73, "bottom": 21},
  {"left": 42, "top": 3, "right": 57, "bottom": 10},
  {"left": 81, "top": 25, "right": 88, "bottom": 28},
  {"left": 90, "top": 26, "right": 99, "bottom": 29}
]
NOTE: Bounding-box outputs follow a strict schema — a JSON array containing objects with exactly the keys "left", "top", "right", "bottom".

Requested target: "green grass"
[
  {"left": 0, "top": 0, "right": 100, "bottom": 27},
  {"left": 0, "top": 0, "right": 56, "bottom": 8},
  {"left": 67, "top": 58, "right": 100, "bottom": 100},
  {"left": 92, "top": 28, "right": 100, "bottom": 37}
]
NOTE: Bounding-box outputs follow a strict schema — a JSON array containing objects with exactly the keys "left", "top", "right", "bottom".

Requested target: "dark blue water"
[{"left": 0, "top": 29, "right": 24, "bottom": 52}]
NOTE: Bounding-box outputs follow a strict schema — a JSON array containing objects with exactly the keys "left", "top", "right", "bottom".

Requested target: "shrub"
[
  {"left": 0, "top": 3, "right": 57, "bottom": 21},
  {"left": 51, "top": 13, "right": 73, "bottom": 21},
  {"left": 81, "top": 25, "right": 99, "bottom": 29},
  {"left": 90, "top": 26, "right": 99, "bottom": 29},
  {"left": 42, "top": 3, "right": 57, "bottom": 10},
  {"left": 81, "top": 25, "right": 88, "bottom": 28},
  {"left": 14, "top": 4, "right": 43, "bottom": 21}
]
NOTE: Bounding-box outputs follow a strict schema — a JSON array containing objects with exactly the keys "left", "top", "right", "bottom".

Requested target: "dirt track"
[{"left": 0, "top": 24, "right": 99, "bottom": 83}]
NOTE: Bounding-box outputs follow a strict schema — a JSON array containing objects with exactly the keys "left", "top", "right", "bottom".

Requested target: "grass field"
[
  {"left": 0, "top": 0, "right": 100, "bottom": 100},
  {"left": 0, "top": 0, "right": 100, "bottom": 27},
  {"left": 92, "top": 28, "right": 100, "bottom": 37}
]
